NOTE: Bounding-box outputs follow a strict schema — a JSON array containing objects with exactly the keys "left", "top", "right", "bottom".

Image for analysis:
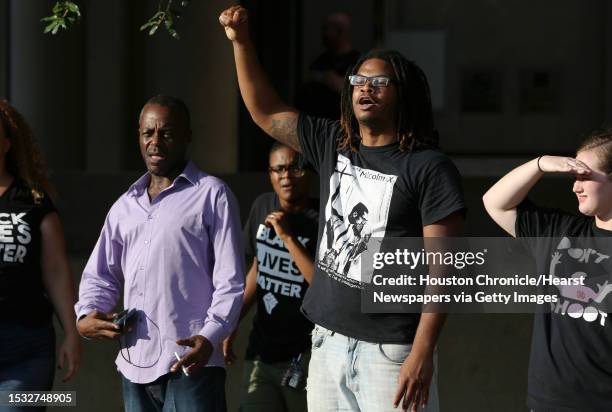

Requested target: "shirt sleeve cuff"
[
  {"left": 198, "top": 322, "right": 227, "bottom": 348},
  {"left": 75, "top": 303, "right": 97, "bottom": 321}
]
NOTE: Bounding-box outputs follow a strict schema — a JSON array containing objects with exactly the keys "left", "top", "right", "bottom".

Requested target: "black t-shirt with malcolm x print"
[
  {"left": 297, "top": 114, "right": 466, "bottom": 344},
  {"left": 516, "top": 200, "right": 612, "bottom": 412},
  {"left": 244, "top": 192, "right": 319, "bottom": 362},
  {"left": 0, "top": 180, "right": 56, "bottom": 326}
]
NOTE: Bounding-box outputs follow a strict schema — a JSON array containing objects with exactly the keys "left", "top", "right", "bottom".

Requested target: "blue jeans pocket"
[{"left": 378, "top": 343, "right": 411, "bottom": 364}]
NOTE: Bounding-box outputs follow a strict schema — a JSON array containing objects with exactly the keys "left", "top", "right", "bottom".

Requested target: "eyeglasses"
[
  {"left": 349, "top": 75, "right": 394, "bottom": 87},
  {"left": 268, "top": 164, "right": 305, "bottom": 177}
]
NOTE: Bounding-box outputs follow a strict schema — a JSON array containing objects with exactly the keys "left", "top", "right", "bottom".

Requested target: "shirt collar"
[
  {"left": 128, "top": 160, "right": 199, "bottom": 197},
  {"left": 178, "top": 161, "right": 200, "bottom": 186}
]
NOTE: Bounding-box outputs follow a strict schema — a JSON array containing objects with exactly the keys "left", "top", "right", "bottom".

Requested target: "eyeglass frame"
[
  {"left": 348, "top": 75, "right": 395, "bottom": 87},
  {"left": 268, "top": 164, "right": 306, "bottom": 177}
]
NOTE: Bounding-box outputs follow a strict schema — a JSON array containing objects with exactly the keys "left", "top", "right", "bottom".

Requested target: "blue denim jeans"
[
  {"left": 306, "top": 324, "right": 439, "bottom": 412},
  {"left": 121, "top": 367, "right": 227, "bottom": 412},
  {"left": 0, "top": 323, "right": 56, "bottom": 412}
]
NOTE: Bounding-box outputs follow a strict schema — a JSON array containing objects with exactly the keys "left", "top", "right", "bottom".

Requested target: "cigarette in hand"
[{"left": 174, "top": 351, "right": 190, "bottom": 377}]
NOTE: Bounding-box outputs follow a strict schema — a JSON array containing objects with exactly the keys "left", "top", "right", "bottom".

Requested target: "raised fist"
[{"left": 219, "top": 5, "right": 249, "bottom": 42}]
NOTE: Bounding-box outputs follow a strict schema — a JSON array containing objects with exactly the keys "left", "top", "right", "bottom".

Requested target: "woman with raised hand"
[{"left": 483, "top": 131, "right": 612, "bottom": 412}]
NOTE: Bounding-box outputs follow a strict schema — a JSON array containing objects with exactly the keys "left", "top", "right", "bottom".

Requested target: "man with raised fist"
[{"left": 220, "top": 6, "right": 465, "bottom": 412}]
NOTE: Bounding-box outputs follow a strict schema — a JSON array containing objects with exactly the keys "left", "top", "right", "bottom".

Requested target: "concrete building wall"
[{"left": 386, "top": 0, "right": 606, "bottom": 155}]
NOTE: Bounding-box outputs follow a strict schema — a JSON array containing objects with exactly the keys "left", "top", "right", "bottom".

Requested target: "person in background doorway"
[{"left": 296, "top": 12, "right": 360, "bottom": 120}]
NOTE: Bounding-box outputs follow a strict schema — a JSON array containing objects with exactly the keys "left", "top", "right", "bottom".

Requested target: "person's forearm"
[
  {"left": 40, "top": 213, "right": 80, "bottom": 336},
  {"left": 222, "top": 6, "right": 301, "bottom": 150},
  {"left": 239, "top": 289, "right": 256, "bottom": 321},
  {"left": 283, "top": 236, "right": 314, "bottom": 283},
  {"left": 76, "top": 267, "right": 122, "bottom": 318},
  {"left": 43, "top": 269, "right": 78, "bottom": 336},
  {"left": 232, "top": 39, "right": 292, "bottom": 130},
  {"left": 411, "top": 313, "right": 446, "bottom": 356},
  {"left": 413, "top": 213, "right": 462, "bottom": 355},
  {"left": 200, "top": 276, "right": 243, "bottom": 346},
  {"left": 239, "top": 259, "right": 258, "bottom": 321},
  {"left": 483, "top": 157, "right": 543, "bottom": 212},
  {"left": 202, "top": 189, "right": 245, "bottom": 346},
  {"left": 76, "top": 217, "right": 125, "bottom": 317}
]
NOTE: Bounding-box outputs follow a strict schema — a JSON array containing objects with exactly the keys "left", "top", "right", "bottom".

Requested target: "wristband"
[{"left": 537, "top": 156, "right": 544, "bottom": 172}]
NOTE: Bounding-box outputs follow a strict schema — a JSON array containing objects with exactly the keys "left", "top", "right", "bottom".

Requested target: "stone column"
[{"left": 9, "top": 0, "right": 85, "bottom": 170}]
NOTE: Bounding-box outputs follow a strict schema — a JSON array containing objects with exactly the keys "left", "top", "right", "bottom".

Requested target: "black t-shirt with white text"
[
  {"left": 0, "top": 180, "right": 56, "bottom": 326},
  {"left": 297, "top": 114, "right": 466, "bottom": 343},
  {"left": 516, "top": 200, "right": 612, "bottom": 412},
  {"left": 244, "top": 192, "right": 318, "bottom": 362}
]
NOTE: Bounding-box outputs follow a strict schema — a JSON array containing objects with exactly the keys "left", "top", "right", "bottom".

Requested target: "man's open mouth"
[
  {"left": 357, "top": 95, "right": 377, "bottom": 110},
  {"left": 148, "top": 153, "right": 166, "bottom": 162}
]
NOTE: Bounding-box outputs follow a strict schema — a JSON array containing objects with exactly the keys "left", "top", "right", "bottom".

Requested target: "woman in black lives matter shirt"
[
  {"left": 223, "top": 143, "right": 317, "bottom": 412},
  {"left": 483, "top": 130, "right": 612, "bottom": 412},
  {"left": 0, "top": 100, "right": 81, "bottom": 403}
]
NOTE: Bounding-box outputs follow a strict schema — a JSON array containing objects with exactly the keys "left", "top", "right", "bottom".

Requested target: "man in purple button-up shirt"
[{"left": 75, "top": 95, "right": 244, "bottom": 411}]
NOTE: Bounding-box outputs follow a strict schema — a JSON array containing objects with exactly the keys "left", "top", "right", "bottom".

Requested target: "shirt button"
[
  {"left": 139, "top": 267, "right": 144, "bottom": 270},
  {"left": 147, "top": 215, "right": 153, "bottom": 219},
  {"left": 144, "top": 240, "right": 149, "bottom": 244}
]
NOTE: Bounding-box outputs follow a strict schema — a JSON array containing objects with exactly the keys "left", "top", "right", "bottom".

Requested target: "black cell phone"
[{"left": 113, "top": 308, "right": 138, "bottom": 331}]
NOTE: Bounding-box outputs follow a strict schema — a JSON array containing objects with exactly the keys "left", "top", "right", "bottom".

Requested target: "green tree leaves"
[
  {"left": 41, "top": 1, "right": 81, "bottom": 35},
  {"left": 42, "top": 0, "right": 189, "bottom": 39},
  {"left": 140, "top": 0, "right": 188, "bottom": 39}
]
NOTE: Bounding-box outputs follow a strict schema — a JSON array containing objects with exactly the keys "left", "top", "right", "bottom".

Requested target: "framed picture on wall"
[
  {"left": 461, "top": 68, "right": 502, "bottom": 113},
  {"left": 519, "top": 69, "right": 560, "bottom": 114}
]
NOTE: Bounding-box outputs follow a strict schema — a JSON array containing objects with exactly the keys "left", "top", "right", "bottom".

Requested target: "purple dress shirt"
[{"left": 75, "top": 161, "right": 245, "bottom": 383}]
